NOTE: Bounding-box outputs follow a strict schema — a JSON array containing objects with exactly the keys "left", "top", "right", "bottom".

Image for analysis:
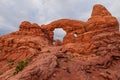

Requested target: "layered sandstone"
[{"left": 0, "top": 4, "right": 120, "bottom": 80}]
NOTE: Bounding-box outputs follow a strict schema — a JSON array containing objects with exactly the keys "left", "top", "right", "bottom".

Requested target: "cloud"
[
  {"left": 109, "top": 0, "right": 120, "bottom": 17},
  {"left": 0, "top": 23, "right": 17, "bottom": 35},
  {"left": 0, "top": 0, "right": 119, "bottom": 35}
]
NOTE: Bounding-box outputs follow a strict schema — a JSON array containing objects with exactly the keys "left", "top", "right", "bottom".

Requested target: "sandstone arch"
[{"left": 42, "top": 19, "right": 86, "bottom": 44}]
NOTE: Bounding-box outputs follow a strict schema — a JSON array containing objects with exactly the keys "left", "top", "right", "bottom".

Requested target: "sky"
[{"left": 0, "top": 0, "right": 120, "bottom": 36}]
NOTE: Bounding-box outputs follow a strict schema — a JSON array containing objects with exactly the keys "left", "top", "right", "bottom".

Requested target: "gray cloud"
[
  {"left": 0, "top": 23, "right": 17, "bottom": 35},
  {"left": 0, "top": 0, "right": 119, "bottom": 35},
  {"left": 109, "top": 0, "right": 120, "bottom": 17}
]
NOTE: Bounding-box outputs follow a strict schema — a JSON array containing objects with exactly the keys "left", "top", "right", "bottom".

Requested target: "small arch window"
[{"left": 74, "top": 32, "right": 78, "bottom": 37}]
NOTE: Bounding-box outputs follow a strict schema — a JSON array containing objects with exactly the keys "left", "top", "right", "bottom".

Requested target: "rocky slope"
[{"left": 0, "top": 4, "right": 120, "bottom": 80}]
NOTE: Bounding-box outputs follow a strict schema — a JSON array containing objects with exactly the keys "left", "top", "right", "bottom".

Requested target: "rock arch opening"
[
  {"left": 73, "top": 32, "right": 78, "bottom": 37},
  {"left": 53, "top": 28, "right": 66, "bottom": 44}
]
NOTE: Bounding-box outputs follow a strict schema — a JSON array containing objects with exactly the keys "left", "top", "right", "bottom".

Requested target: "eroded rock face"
[
  {"left": 0, "top": 4, "right": 120, "bottom": 80},
  {"left": 0, "top": 21, "right": 50, "bottom": 74},
  {"left": 86, "top": 4, "right": 118, "bottom": 32},
  {"left": 19, "top": 21, "right": 31, "bottom": 31},
  {"left": 91, "top": 4, "right": 112, "bottom": 17}
]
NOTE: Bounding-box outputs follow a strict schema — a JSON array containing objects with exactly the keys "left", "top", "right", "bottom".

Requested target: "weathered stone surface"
[
  {"left": 53, "top": 39, "right": 62, "bottom": 46},
  {"left": 91, "top": 4, "right": 112, "bottom": 17},
  {"left": 19, "top": 21, "right": 31, "bottom": 31},
  {"left": 86, "top": 4, "right": 119, "bottom": 32},
  {"left": 8, "top": 53, "right": 57, "bottom": 80},
  {"left": 0, "top": 23, "right": 50, "bottom": 73},
  {"left": 0, "top": 4, "right": 120, "bottom": 80}
]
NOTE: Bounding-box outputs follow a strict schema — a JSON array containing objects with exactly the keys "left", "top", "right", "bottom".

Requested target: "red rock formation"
[
  {"left": 41, "top": 19, "right": 86, "bottom": 44},
  {"left": 0, "top": 4, "right": 120, "bottom": 80},
  {"left": 86, "top": 4, "right": 118, "bottom": 32},
  {"left": 19, "top": 21, "right": 31, "bottom": 31},
  {"left": 53, "top": 39, "right": 62, "bottom": 46},
  {"left": 91, "top": 4, "right": 112, "bottom": 17}
]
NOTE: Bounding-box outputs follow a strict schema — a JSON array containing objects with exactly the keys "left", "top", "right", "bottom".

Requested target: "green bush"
[
  {"left": 15, "top": 61, "right": 28, "bottom": 73},
  {"left": 14, "top": 58, "right": 31, "bottom": 74}
]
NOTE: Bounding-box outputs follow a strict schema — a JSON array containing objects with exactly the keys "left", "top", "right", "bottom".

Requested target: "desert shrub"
[{"left": 14, "top": 58, "right": 31, "bottom": 74}]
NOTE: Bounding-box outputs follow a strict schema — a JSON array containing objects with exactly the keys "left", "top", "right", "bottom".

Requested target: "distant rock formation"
[{"left": 0, "top": 4, "right": 120, "bottom": 80}]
